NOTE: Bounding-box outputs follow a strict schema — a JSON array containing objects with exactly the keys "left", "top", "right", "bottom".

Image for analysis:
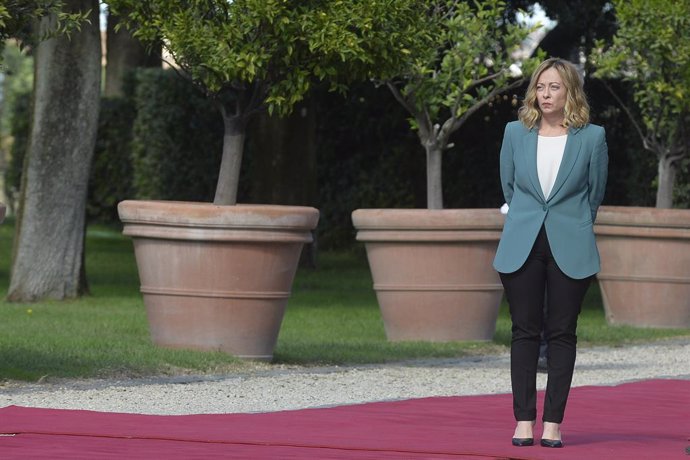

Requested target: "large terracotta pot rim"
[
  {"left": 352, "top": 207, "right": 503, "bottom": 341},
  {"left": 595, "top": 206, "right": 690, "bottom": 328},
  {"left": 596, "top": 205, "right": 690, "bottom": 228},
  {"left": 118, "top": 200, "right": 319, "bottom": 359},
  {"left": 118, "top": 200, "right": 319, "bottom": 229},
  {"left": 352, "top": 208, "right": 505, "bottom": 230}
]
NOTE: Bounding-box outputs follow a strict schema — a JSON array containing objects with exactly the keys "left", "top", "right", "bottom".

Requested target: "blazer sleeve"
[
  {"left": 588, "top": 127, "right": 608, "bottom": 222},
  {"left": 499, "top": 124, "right": 515, "bottom": 205}
]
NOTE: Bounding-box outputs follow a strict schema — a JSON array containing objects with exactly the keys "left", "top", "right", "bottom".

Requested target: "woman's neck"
[{"left": 539, "top": 115, "right": 567, "bottom": 136}]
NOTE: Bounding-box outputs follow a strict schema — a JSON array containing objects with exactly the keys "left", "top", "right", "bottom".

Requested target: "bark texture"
[
  {"left": 425, "top": 142, "right": 444, "bottom": 210},
  {"left": 655, "top": 155, "right": 678, "bottom": 209},
  {"left": 213, "top": 115, "right": 247, "bottom": 206},
  {"left": 8, "top": 0, "right": 101, "bottom": 301}
]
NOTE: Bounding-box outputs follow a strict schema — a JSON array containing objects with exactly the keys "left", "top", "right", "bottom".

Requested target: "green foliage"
[
  {"left": 0, "top": 43, "right": 34, "bottom": 215},
  {"left": 314, "top": 82, "right": 513, "bottom": 249},
  {"left": 3, "top": 91, "right": 31, "bottom": 212},
  {"left": 129, "top": 68, "right": 225, "bottom": 201},
  {"left": 675, "top": 157, "right": 690, "bottom": 208},
  {"left": 314, "top": 84, "right": 419, "bottom": 249},
  {"left": 107, "top": 0, "right": 422, "bottom": 116},
  {"left": 0, "top": 0, "right": 91, "bottom": 63},
  {"left": 591, "top": 0, "right": 690, "bottom": 160},
  {"left": 89, "top": 70, "right": 234, "bottom": 221},
  {"left": 105, "top": 0, "right": 424, "bottom": 204},
  {"left": 384, "top": 0, "right": 542, "bottom": 208},
  {"left": 587, "top": 80, "right": 658, "bottom": 207},
  {"left": 390, "top": 0, "right": 540, "bottom": 134},
  {"left": 87, "top": 97, "right": 136, "bottom": 223},
  {"left": 0, "top": 5, "right": 8, "bottom": 27},
  {"left": 0, "top": 42, "right": 34, "bottom": 137}
]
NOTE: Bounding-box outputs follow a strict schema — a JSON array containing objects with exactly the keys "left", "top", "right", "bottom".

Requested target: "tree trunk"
[
  {"left": 104, "top": 11, "right": 161, "bottom": 98},
  {"left": 655, "top": 154, "right": 677, "bottom": 208},
  {"left": 425, "top": 141, "right": 444, "bottom": 210},
  {"left": 0, "top": 72, "right": 7, "bottom": 208},
  {"left": 8, "top": 0, "right": 101, "bottom": 302},
  {"left": 213, "top": 115, "right": 247, "bottom": 205}
]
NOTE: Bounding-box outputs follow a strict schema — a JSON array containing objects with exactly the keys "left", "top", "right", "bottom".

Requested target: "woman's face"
[{"left": 535, "top": 67, "right": 566, "bottom": 118}]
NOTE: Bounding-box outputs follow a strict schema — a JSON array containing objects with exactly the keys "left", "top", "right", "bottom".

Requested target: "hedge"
[
  {"left": 5, "top": 70, "right": 682, "bottom": 249},
  {"left": 129, "top": 68, "right": 226, "bottom": 203}
]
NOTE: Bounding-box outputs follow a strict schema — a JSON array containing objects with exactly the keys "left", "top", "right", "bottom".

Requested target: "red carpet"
[{"left": 1, "top": 379, "right": 688, "bottom": 459}]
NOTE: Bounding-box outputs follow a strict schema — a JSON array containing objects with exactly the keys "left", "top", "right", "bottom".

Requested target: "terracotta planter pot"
[
  {"left": 352, "top": 209, "right": 504, "bottom": 342},
  {"left": 118, "top": 200, "right": 319, "bottom": 360},
  {"left": 594, "top": 206, "right": 690, "bottom": 328}
]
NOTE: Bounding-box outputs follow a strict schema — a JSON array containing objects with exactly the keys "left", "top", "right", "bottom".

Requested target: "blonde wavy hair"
[{"left": 518, "top": 58, "right": 590, "bottom": 130}]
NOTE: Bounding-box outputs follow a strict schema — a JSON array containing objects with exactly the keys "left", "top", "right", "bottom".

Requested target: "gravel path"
[{"left": 1, "top": 339, "right": 688, "bottom": 415}]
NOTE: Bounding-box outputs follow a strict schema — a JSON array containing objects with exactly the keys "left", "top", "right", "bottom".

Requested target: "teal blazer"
[{"left": 493, "top": 120, "right": 608, "bottom": 279}]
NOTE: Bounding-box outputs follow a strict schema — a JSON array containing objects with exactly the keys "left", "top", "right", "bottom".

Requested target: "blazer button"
[{"left": 542, "top": 205, "right": 548, "bottom": 211}]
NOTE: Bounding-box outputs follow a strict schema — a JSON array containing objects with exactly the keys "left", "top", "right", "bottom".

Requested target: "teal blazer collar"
[{"left": 522, "top": 126, "right": 583, "bottom": 203}]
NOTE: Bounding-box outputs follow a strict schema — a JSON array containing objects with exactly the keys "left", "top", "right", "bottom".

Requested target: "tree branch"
[
  {"left": 445, "top": 67, "right": 507, "bottom": 131},
  {"left": 386, "top": 81, "right": 419, "bottom": 119},
  {"left": 466, "top": 69, "right": 506, "bottom": 91},
  {"left": 601, "top": 80, "right": 652, "bottom": 151},
  {"left": 439, "top": 0, "right": 461, "bottom": 21},
  {"left": 386, "top": 81, "right": 432, "bottom": 143},
  {"left": 244, "top": 80, "right": 267, "bottom": 117},
  {"left": 668, "top": 152, "right": 686, "bottom": 163},
  {"left": 444, "top": 77, "right": 524, "bottom": 140}
]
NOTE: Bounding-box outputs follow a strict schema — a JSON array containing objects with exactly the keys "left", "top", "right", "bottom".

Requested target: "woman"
[{"left": 493, "top": 58, "right": 608, "bottom": 448}]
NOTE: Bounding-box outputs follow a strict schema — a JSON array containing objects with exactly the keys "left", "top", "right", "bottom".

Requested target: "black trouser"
[{"left": 499, "top": 226, "right": 592, "bottom": 423}]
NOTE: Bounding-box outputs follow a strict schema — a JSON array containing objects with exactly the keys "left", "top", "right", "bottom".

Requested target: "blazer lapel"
[
  {"left": 546, "top": 127, "right": 583, "bottom": 202},
  {"left": 523, "top": 128, "right": 546, "bottom": 203}
]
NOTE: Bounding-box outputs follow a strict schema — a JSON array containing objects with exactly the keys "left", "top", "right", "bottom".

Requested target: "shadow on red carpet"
[{"left": 1, "top": 379, "right": 688, "bottom": 459}]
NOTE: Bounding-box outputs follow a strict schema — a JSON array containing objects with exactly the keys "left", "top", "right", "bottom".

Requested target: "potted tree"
[
  {"left": 109, "top": 0, "right": 421, "bottom": 359},
  {"left": 589, "top": 0, "right": 690, "bottom": 328},
  {"left": 352, "top": 0, "right": 541, "bottom": 341}
]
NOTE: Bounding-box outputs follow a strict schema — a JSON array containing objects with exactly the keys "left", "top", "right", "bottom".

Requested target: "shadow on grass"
[
  {"left": 0, "top": 346, "right": 109, "bottom": 381},
  {"left": 273, "top": 339, "right": 508, "bottom": 366}
]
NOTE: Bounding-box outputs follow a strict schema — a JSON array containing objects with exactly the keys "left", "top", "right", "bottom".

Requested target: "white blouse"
[{"left": 537, "top": 134, "right": 567, "bottom": 199}]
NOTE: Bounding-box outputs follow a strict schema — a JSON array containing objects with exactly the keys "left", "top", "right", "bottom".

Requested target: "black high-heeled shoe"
[
  {"left": 540, "top": 438, "right": 564, "bottom": 448},
  {"left": 512, "top": 437, "right": 534, "bottom": 447}
]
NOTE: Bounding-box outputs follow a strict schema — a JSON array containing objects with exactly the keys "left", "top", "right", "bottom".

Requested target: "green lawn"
[{"left": 0, "top": 219, "right": 687, "bottom": 381}]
